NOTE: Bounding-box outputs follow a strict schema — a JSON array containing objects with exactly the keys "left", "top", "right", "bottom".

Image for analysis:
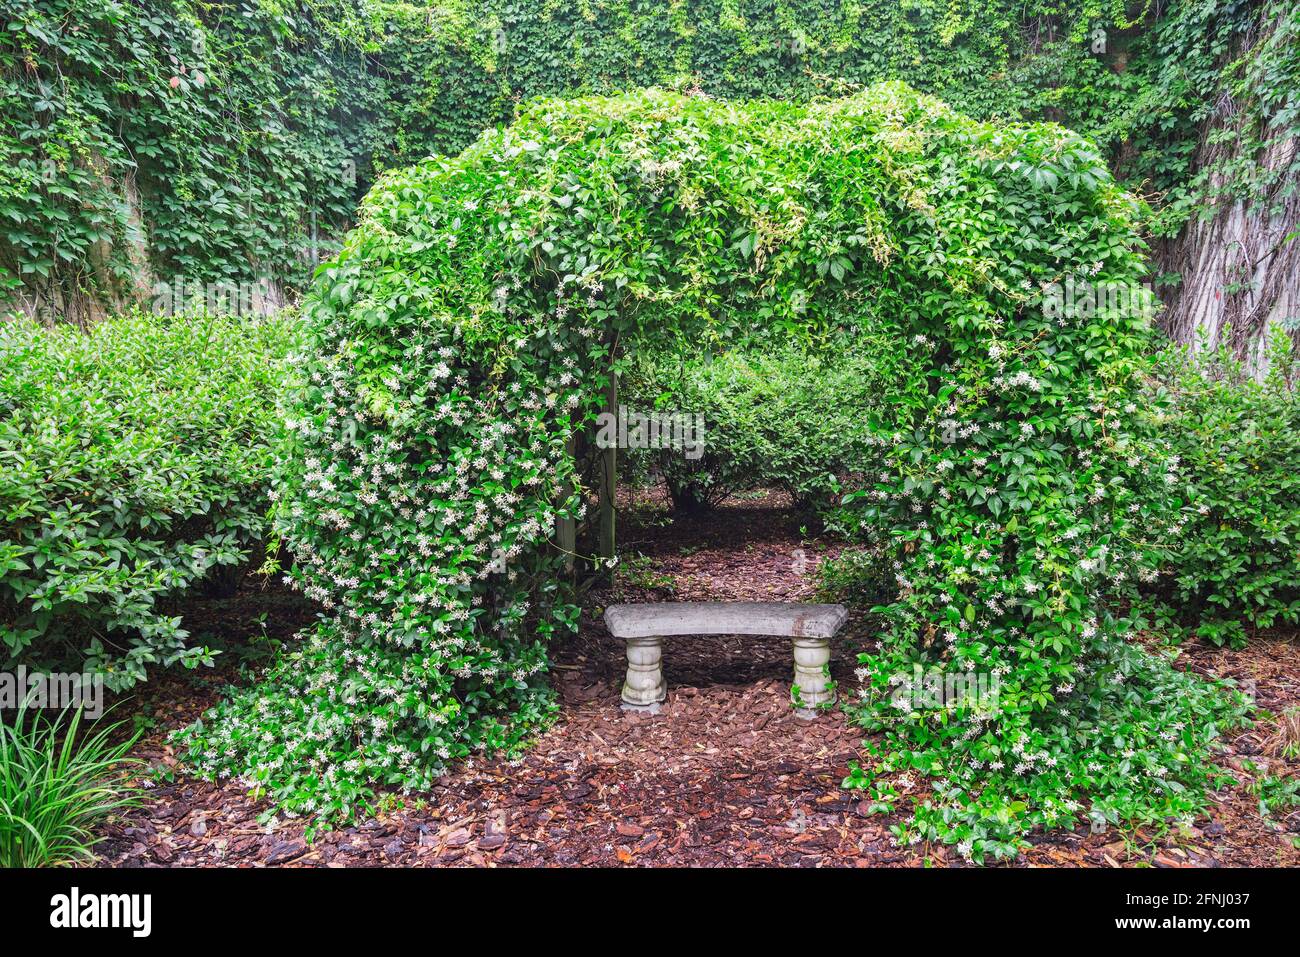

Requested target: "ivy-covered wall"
[{"left": 3, "top": 0, "right": 1296, "bottom": 345}]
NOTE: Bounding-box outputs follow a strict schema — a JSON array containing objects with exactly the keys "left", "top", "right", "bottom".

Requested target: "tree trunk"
[{"left": 1156, "top": 6, "right": 1300, "bottom": 368}]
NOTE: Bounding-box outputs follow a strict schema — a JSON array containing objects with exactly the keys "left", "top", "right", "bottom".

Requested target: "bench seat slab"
[{"left": 604, "top": 601, "right": 847, "bottom": 639}]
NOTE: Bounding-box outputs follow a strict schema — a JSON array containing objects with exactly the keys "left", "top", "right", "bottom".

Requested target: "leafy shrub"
[
  {"left": 178, "top": 84, "right": 1250, "bottom": 857},
  {"left": 0, "top": 701, "right": 140, "bottom": 867},
  {"left": 1249, "top": 772, "right": 1300, "bottom": 827},
  {"left": 1142, "top": 328, "right": 1300, "bottom": 647},
  {"left": 0, "top": 310, "right": 292, "bottom": 687},
  {"left": 622, "top": 342, "right": 885, "bottom": 512}
]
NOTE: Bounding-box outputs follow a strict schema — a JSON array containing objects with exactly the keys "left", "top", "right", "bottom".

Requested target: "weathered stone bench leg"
[
  {"left": 621, "top": 635, "right": 666, "bottom": 712},
  {"left": 792, "top": 636, "right": 834, "bottom": 718}
]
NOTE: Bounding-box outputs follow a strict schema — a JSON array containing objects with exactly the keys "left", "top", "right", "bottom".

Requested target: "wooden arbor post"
[
  {"left": 597, "top": 364, "right": 617, "bottom": 574},
  {"left": 556, "top": 359, "right": 616, "bottom": 581},
  {"left": 556, "top": 432, "right": 577, "bottom": 576}
]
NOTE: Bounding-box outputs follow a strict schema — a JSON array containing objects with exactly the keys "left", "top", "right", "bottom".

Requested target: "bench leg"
[
  {"left": 621, "top": 635, "right": 666, "bottom": 712},
  {"left": 792, "top": 636, "right": 834, "bottom": 718}
]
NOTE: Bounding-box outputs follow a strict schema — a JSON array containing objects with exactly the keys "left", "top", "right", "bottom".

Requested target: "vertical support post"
[
  {"left": 557, "top": 432, "right": 576, "bottom": 576},
  {"left": 598, "top": 364, "right": 617, "bottom": 573},
  {"left": 791, "top": 636, "right": 834, "bottom": 718},
  {"left": 621, "top": 635, "right": 666, "bottom": 711}
]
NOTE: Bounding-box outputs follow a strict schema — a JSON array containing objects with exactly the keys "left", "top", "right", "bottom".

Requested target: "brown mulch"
[{"left": 92, "top": 488, "right": 1300, "bottom": 867}]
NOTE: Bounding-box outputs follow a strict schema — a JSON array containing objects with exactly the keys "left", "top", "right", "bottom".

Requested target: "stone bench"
[{"left": 603, "top": 601, "right": 849, "bottom": 717}]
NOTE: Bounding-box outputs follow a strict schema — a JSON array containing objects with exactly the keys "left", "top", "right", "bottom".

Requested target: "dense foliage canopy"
[
  {"left": 5, "top": 0, "right": 1296, "bottom": 330},
  {"left": 177, "top": 83, "right": 1250, "bottom": 856}
]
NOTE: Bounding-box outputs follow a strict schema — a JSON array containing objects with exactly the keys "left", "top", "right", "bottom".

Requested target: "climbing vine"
[
  {"left": 0, "top": 0, "right": 498, "bottom": 317},
  {"left": 5, "top": 1, "right": 1296, "bottom": 344},
  {"left": 177, "top": 84, "right": 1250, "bottom": 856}
]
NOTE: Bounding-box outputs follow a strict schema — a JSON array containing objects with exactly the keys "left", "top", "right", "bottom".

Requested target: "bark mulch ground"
[{"left": 94, "top": 489, "right": 1300, "bottom": 867}]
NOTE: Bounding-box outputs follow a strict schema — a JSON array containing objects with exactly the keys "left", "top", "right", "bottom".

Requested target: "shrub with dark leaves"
[
  {"left": 1142, "top": 328, "right": 1300, "bottom": 647},
  {"left": 0, "top": 311, "right": 292, "bottom": 687}
]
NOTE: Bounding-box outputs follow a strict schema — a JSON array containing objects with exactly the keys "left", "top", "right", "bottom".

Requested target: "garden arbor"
[{"left": 187, "top": 83, "right": 1243, "bottom": 859}]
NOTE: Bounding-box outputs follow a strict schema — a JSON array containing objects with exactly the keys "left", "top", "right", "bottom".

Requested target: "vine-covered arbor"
[{"left": 183, "top": 83, "right": 1245, "bottom": 859}]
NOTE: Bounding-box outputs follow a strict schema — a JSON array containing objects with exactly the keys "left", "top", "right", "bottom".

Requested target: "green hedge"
[
  {"left": 1143, "top": 328, "right": 1300, "bottom": 646},
  {"left": 623, "top": 341, "right": 886, "bottom": 511},
  {"left": 0, "top": 310, "right": 293, "bottom": 687}
]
